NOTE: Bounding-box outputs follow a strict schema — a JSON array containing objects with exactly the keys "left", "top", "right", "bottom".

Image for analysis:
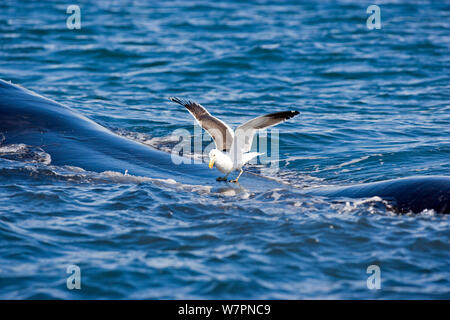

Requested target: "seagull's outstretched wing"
[
  {"left": 232, "top": 111, "right": 299, "bottom": 154},
  {"left": 170, "top": 97, "right": 234, "bottom": 151}
]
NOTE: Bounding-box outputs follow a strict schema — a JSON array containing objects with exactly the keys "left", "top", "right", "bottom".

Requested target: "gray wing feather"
[
  {"left": 170, "top": 97, "right": 234, "bottom": 151},
  {"left": 234, "top": 111, "right": 299, "bottom": 153}
]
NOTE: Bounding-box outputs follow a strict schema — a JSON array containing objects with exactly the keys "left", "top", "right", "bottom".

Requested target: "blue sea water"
[{"left": 0, "top": 0, "right": 449, "bottom": 299}]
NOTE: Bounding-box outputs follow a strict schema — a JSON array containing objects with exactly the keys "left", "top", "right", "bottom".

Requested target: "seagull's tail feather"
[{"left": 242, "top": 152, "right": 264, "bottom": 165}]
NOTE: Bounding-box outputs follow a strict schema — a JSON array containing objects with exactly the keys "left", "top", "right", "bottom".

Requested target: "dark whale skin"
[
  {"left": 306, "top": 176, "right": 450, "bottom": 214},
  {"left": 1, "top": 79, "right": 449, "bottom": 214},
  {"left": 0, "top": 79, "right": 208, "bottom": 183}
]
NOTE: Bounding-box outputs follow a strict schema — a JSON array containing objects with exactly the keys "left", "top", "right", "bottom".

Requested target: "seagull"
[{"left": 170, "top": 97, "right": 299, "bottom": 183}]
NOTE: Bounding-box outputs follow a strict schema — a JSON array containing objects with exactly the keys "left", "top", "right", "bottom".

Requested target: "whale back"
[
  {"left": 0, "top": 79, "right": 203, "bottom": 181},
  {"left": 306, "top": 176, "right": 450, "bottom": 214}
]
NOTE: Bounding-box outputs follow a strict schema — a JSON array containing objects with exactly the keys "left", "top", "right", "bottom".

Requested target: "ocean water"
[{"left": 0, "top": 0, "right": 449, "bottom": 299}]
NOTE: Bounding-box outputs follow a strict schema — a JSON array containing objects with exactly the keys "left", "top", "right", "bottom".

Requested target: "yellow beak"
[{"left": 209, "top": 158, "right": 215, "bottom": 169}]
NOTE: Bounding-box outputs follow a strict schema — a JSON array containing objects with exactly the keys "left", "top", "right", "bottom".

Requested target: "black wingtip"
[
  {"left": 284, "top": 110, "right": 300, "bottom": 120},
  {"left": 265, "top": 110, "right": 300, "bottom": 121},
  {"left": 170, "top": 96, "right": 195, "bottom": 107},
  {"left": 169, "top": 96, "right": 182, "bottom": 105}
]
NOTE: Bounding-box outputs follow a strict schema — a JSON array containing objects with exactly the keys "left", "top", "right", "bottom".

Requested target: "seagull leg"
[
  {"left": 229, "top": 169, "right": 243, "bottom": 183},
  {"left": 216, "top": 173, "right": 229, "bottom": 182}
]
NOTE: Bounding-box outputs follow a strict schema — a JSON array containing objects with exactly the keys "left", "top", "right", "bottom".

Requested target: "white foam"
[
  {"left": 0, "top": 143, "right": 52, "bottom": 165},
  {"left": 332, "top": 196, "right": 393, "bottom": 214},
  {"left": 0, "top": 143, "right": 27, "bottom": 153}
]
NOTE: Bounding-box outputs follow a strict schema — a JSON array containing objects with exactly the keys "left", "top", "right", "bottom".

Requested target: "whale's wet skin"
[
  {"left": 1, "top": 80, "right": 448, "bottom": 213},
  {"left": 1, "top": 0, "right": 450, "bottom": 299}
]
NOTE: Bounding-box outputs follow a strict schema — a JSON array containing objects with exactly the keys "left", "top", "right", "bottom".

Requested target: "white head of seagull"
[
  {"left": 170, "top": 97, "right": 299, "bottom": 183},
  {"left": 208, "top": 148, "right": 233, "bottom": 173}
]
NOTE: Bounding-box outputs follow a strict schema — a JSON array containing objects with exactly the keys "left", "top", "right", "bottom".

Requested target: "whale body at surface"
[
  {"left": 305, "top": 176, "right": 450, "bottom": 214},
  {"left": 0, "top": 79, "right": 449, "bottom": 214}
]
